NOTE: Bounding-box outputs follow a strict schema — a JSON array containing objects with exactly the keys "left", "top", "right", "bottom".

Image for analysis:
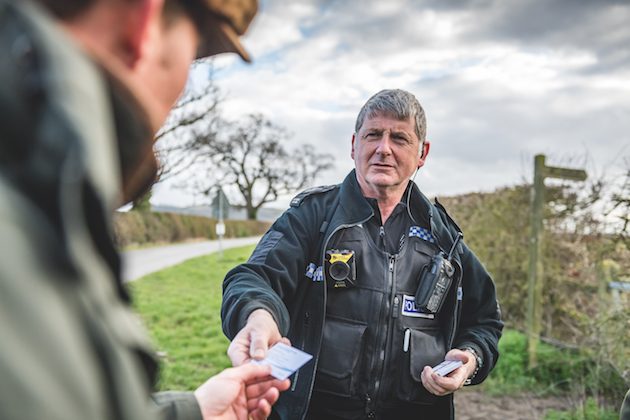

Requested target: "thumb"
[{"left": 250, "top": 330, "right": 270, "bottom": 360}]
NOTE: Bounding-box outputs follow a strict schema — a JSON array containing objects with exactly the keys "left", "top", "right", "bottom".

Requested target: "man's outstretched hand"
[
  {"left": 227, "top": 309, "right": 291, "bottom": 367},
  {"left": 194, "top": 363, "right": 290, "bottom": 420}
]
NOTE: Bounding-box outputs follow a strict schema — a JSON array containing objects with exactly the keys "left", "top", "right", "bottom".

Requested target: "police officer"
[
  {"left": 222, "top": 89, "right": 504, "bottom": 419},
  {"left": 0, "top": 0, "right": 289, "bottom": 419}
]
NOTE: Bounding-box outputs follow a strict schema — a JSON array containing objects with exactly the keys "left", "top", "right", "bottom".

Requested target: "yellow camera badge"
[{"left": 325, "top": 249, "right": 356, "bottom": 289}]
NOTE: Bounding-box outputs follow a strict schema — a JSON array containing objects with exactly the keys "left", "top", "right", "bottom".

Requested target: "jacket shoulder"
[
  {"left": 290, "top": 184, "right": 339, "bottom": 207},
  {"left": 433, "top": 198, "right": 462, "bottom": 234}
]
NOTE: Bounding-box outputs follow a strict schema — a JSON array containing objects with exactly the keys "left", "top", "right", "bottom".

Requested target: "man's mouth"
[{"left": 372, "top": 162, "right": 393, "bottom": 169}]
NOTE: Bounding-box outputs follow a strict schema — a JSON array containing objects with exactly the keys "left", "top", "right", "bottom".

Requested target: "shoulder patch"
[{"left": 290, "top": 185, "right": 338, "bottom": 207}]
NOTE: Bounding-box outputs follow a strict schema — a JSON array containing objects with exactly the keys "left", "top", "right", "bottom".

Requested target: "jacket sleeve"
[
  {"left": 151, "top": 392, "right": 202, "bottom": 420},
  {"left": 453, "top": 242, "right": 504, "bottom": 384},
  {"left": 221, "top": 204, "right": 321, "bottom": 339}
]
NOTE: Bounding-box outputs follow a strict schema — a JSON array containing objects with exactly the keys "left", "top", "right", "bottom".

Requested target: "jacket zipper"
[
  {"left": 291, "top": 311, "right": 309, "bottom": 392},
  {"left": 366, "top": 254, "right": 395, "bottom": 417},
  {"left": 301, "top": 218, "right": 372, "bottom": 420}
]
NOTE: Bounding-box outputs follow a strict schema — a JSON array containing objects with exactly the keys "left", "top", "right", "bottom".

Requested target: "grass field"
[
  {"left": 129, "top": 244, "right": 256, "bottom": 391},
  {"left": 129, "top": 244, "right": 623, "bottom": 418}
]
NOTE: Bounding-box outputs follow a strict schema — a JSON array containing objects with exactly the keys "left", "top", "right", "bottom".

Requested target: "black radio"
[{"left": 414, "top": 232, "right": 463, "bottom": 313}]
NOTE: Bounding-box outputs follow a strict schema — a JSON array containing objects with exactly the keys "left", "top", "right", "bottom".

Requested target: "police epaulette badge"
[{"left": 290, "top": 185, "right": 338, "bottom": 207}]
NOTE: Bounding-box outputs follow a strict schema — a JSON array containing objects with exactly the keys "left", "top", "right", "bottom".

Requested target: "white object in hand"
[
  {"left": 251, "top": 342, "right": 313, "bottom": 381},
  {"left": 432, "top": 360, "right": 463, "bottom": 377}
]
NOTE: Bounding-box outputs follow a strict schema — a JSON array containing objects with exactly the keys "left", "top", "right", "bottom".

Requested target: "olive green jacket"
[
  {"left": 621, "top": 389, "right": 630, "bottom": 420},
  {"left": 0, "top": 1, "right": 201, "bottom": 419}
]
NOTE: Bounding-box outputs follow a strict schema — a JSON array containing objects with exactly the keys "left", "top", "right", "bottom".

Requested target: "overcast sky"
[{"left": 153, "top": 0, "right": 630, "bottom": 210}]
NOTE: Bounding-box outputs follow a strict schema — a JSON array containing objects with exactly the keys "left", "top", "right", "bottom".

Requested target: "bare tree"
[
  {"left": 152, "top": 63, "right": 334, "bottom": 219},
  {"left": 154, "top": 77, "right": 222, "bottom": 182},
  {"left": 182, "top": 113, "right": 334, "bottom": 219},
  {"left": 607, "top": 157, "right": 630, "bottom": 249},
  {"left": 130, "top": 69, "right": 222, "bottom": 212}
]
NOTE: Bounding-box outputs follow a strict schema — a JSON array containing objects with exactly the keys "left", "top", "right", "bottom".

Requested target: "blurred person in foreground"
[
  {"left": 222, "top": 89, "right": 504, "bottom": 419},
  {"left": 621, "top": 389, "right": 629, "bottom": 420},
  {"left": 0, "top": 0, "right": 289, "bottom": 419}
]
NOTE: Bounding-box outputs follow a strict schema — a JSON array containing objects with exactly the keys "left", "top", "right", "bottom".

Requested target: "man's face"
[
  {"left": 351, "top": 111, "right": 428, "bottom": 198},
  {"left": 136, "top": 13, "right": 200, "bottom": 126}
]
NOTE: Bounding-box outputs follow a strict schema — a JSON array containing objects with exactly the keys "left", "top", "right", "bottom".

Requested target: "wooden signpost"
[{"left": 526, "top": 154, "right": 587, "bottom": 367}]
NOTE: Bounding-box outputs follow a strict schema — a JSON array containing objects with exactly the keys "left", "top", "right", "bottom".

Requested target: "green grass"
[
  {"left": 130, "top": 245, "right": 625, "bottom": 418},
  {"left": 545, "top": 398, "right": 619, "bottom": 420},
  {"left": 129, "top": 244, "right": 256, "bottom": 391}
]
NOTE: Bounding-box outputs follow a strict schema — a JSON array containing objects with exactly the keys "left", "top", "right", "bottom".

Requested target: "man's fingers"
[
  {"left": 227, "top": 340, "right": 251, "bottom": 366},
  {"left": 247, "top": 387, "right": 279, "bottom": 412},
  {"left": 225, "top": 362, "right": 273, "bottom": 384},
  {"left": 421, "top": 366, "right": 454, "bottom": 396},
  {"left": 246, "top": 377, "right": 290, "bottom": 399},
  {"left": 250, "top": 397, "right": 273, "bottom": 420}
]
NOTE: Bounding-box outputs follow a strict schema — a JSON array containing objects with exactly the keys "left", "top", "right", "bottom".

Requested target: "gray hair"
[{"left": 354, "top": 89, "right": 427, "bottom": 144}]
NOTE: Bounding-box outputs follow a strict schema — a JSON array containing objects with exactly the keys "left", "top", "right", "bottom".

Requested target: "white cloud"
[{"left": 154, "top": 0, "right": 630, "bottom": 210}]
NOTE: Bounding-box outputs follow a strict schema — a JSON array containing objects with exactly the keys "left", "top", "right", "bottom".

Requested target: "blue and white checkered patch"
[
  {"left": 313, "top": 266, "right": 323, "bottom": 282},
  {"left": 305, "top": 263, "right": 316, "bottom": 279},
  {"left": 409, "top": 226, "right": 437, "bottom": 244}
]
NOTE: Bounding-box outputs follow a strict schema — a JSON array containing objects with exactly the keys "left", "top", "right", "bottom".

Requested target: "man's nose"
[{"left": 376, "top": 134, "right": 393, "bottom": 155}]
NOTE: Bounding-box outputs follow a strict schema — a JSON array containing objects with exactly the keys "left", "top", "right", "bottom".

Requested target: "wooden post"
[
  {"left": 527, "top": 155, "right": 546, "bottom": 367},
  {"left": 526, "top": 155, "right": 587, "bottom": 368}
]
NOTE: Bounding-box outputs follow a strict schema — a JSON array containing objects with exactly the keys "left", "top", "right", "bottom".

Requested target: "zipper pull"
[
  {"left": 392, "top": 296, "right": 399, "bottom": 318},
  {"left": 389, "top": 256, "right": 394, "bottom": 272},
  {"left": 365, "top": 394, "right": 374, "bottom": 418}
]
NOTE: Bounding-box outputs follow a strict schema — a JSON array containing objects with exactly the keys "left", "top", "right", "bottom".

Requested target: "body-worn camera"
[
  {"left": 325, "top": 249, "right": 356, "bottom": 289},
  {"left": 415, "top": 233, "right": 463, "bottom": 314}
]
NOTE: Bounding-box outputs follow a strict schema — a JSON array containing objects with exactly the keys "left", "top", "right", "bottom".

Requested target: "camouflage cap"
[{"left": 194, "top": 0, "right": 258, "bottom": 62}]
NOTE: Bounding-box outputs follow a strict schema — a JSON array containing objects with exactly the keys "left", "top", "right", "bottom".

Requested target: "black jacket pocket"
[{"left": 314, "top": 316, "right": 367, "bottom": 397}]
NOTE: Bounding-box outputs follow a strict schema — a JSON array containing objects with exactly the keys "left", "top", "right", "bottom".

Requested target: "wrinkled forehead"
[{"left": 361, "top": 111, "right": 416, "bottom": 132}]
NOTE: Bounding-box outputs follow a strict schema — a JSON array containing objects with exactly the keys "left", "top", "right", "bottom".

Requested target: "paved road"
[{"left": 120, "top": 236, "right": 261, "bottom": 282}]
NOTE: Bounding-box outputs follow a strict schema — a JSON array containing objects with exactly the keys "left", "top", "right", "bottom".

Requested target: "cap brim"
[{"left": 197, "top": 16, "right": 251, "bottom": 62}]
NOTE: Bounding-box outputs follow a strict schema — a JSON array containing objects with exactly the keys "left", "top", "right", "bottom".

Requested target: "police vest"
[{"left": 313, "top": 219, "right": 447, "bottom": 406}]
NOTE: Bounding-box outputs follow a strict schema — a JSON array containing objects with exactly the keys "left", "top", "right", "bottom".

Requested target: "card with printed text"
[{"left": 251, "top": 343, "right": 313, "bottom": 381}]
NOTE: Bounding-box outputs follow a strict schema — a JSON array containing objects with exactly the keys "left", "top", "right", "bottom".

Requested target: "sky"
[{"left": 152, "top": 0, "right": 630, "bottom": 210}]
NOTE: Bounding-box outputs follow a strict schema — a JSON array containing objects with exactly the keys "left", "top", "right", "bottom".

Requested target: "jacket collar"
[
  {"left": 336, "top": 169, "right": 458, "bottom": 255},
  {"left": 337, "top": 169, "right": 375, "bottom": 225}
]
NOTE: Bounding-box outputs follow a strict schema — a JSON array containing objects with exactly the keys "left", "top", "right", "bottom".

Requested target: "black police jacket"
[{"left": 222, "top": 170, "right": 503, "bottom": 420}]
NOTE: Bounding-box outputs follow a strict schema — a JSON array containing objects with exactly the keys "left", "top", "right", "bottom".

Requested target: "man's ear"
[
  {"left": 121, "top": 0, "right": 164, "bottom": 68},
  {"left": 418, "top": 141, "right": 430, "bottom": 168},
  {"left": 351, "top": 133, "right": 356, "bottom": 160}
]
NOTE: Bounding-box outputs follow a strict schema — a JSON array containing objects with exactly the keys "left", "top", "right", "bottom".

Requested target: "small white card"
[
  {"left": 251, "top": 343, "right": 313, "bottom": 381},
  {"left": 432, "top": 360, "right": 463, "bottom": 377}
]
